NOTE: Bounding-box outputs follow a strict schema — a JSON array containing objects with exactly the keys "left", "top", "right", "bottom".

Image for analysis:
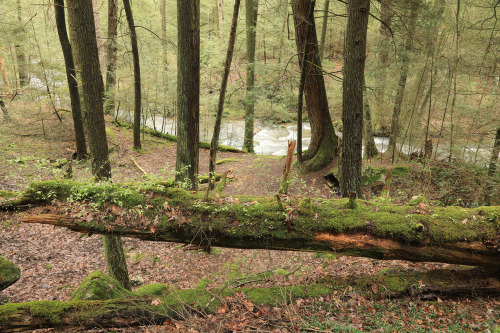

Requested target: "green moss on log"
[
  {"left": 70, "top": 271, "right": 134, "bottom": 301},
  {"left": 0, "top": 256, "right": 21, "bottom": 291}
]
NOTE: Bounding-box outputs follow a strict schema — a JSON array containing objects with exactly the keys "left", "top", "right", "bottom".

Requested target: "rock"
[
  {"left": 70, "top": 271, "right": 133, "bottom": 301},
  {"left": 0, "top": 255, "right": 21, "bottom": 291}
]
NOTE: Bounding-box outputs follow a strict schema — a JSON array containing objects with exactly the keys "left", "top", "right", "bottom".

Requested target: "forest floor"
[{"left": 0, "top": 104, "right": 499, "bottom": 332}]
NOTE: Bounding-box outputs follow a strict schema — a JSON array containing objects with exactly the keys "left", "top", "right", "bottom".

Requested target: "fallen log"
[{"left": 15, "top": 180, "right": 500, "bottom": 268}]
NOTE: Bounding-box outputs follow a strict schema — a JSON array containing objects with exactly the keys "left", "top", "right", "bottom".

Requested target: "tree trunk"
[
  {"left": 66, "top": 0, "right": 81, "bottom": 71},
  {"left": 73, "top": 0, "right": 110, "bottom": 179},
  {"left": 54, "top": 0, "right": 87, "bottom": 160},
  {"left": 0, "top": 47, "right": 11, "bottom": 93},
  {"left": 208, "top": 0, "right": 241, "bottom": 190},
  {"left": 72, "top": 0, "right": 131, "bottom": 291},
  {"left": 104, "top": 0, "right": 118, "bottom": 115},
  {"left": 102, "top": 234, "right": 132, "bottom": 290},
  {"left": 216, "top": 0, "right": 224, "bottom": 40},
  {"left": 448, "top": 0, "right": 460, "bottom": 163},
  {"left": 243, "top": 0, "right": 258, "bottom": 153},
  {"left": 485, "top": 128, "right": 500, "bottom": 205},
  {"left": 341, "top": 0, "right": 370, "bottom": 198},
  {"left": 318, "top": 0, "right": 329, "bottom": 60},
  {"left": 92, "top": 0, "right": 107, "bottom": 80},
  {"left": 387, "top": 0, "right": 419, "bottom": 162},
  {"left": 374, "top": 0, "right": 393, "bottom": 126},
  {"left": 123, "top": 0, "right": 142, "bottom": 151},
  {"left": 363, "top": 77, "right": 378, "bottom": 159},
  {"left": 292, "top": 0, "right": 338, "bottom": 172},
  {"left": 176, "top": 0, "right": 200, "bottom": 190},
  {"left": 160, "top": 0, "right": 168, "bottom": 104},
  {"left": 15, "top": 0, "right": 27, "bottom": 87},
  {"left": 0, "top": 95, "right": 10, "bottom": 122}
]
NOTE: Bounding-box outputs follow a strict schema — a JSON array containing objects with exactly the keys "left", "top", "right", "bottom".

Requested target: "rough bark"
[
  {"left": 243, "top": 0, "right": 259, "bottom": 153},
  {"left": 387, "top": 0, "right": 419, "bottom": 162},
  {"left": 217, "top": 0, "right": 224, "bottom": 40},
  {"left": 102, "top": 234, "right": 132, "bottom": 290},
  {"left": 176, "top": 0, "right": 200, "bottom": 190},
  {"left": 54, "top": 0, "right": 88, "bottom": 160},
  {"left": 292, "top": 0, "right": 338, "bottom": 171},
  {"left": 73, "top": 0, "right": 111, "bottom": 179},
  {"left": 363, "top": 78, "right": 378, "bottom": 159},
  {"left": 341, "top": 0, "right": 370, "bottom": 198},
  {"left": 375, "top": 0, "right": 393, "bottom": 124},
  {"left": 485, "top": 128, "right": 500, "bottom": 205},
  {"left": 0, "top": 95, "right": 10, "bottom": 122},
  {"left": 104, "top": 0, "right": 118, "bottom": 115},
  {"left": 16, "top": 181, "right": 500, "bottom": 269},
  {"left": 92, "top": 0, "right": 107, "bottom": 79},
  {"left": 66, "top": 0, "right": 81, "bottom": 71},
  {"left": 123, "top": 0, "right": 142, "bottom": 150},
  {"left": 318, "top": 0, "right": 329, "bottom": 60},
  {"left": 208, "top": 0, "right": 241, "bottom": 189},
  {"left": 0, "top": 47, "right": 11, "bottom": 93}
]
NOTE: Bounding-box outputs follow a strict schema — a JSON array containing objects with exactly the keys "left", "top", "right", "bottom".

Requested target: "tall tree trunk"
[
  {"left": 318, "top": 0, "right": 329, "bottom": 60},
  {"left": 0, "top": 95, "right": 10, "bottom": 122},
  {"left": 208, "top": 0, "right": 241, "bottom": 191},
  {"left": 123, "top": 0, "right": 142, "bottom": 150},
  {"left": 0, "top": 47, "right": 11, "bottom": 93},
  {"left": 485, "top": 128, "right": 500, "bottom": 205},
  {"left": 92, "top": 0, "right": 107, "bottom": 80},
  {"left": 216, "top": 0, "right": 224, "bottom": 40},
  {"left": 102, "top": 234, "right": 132, "bottom": 290},
  {"left": 341, "top": 0, "right": 370, "bottom": 198},
  {"left": 160, "top": 0, "right": 168, "bottom": 102},
  {"left": 73, "top": 0, "right": 130, "bottom": 291},
  {"left": 292, "top": 0, "right": 338, "bottom": 172},
  {"left": 448, "top": 0, "right": 460, "bottom": 163},
  {"left": 54, "top": 0, "right": 87, "bottom": 160},
  {"left": 243, "top": 0, "right": 259, "bottom": 153},
  {"left": 387, "top": 0, "right": 419, "bottom": 162},
  {"left": 104, "top": 0, "right": 118, "bottom": 115},
  {"left": 374, "top": 0, "right": 393, "bottom": 127},
  {"left": 66, "top": 0, "right": 81, "bottom": 72},
  {"left": 176, "top": 0, "right": 200, "bottom": 190},
  {"left": 277, "top": 0, "right": 288, "bottom": 64},
  {"left": 15, "top": 0, "right": 27, "bottom": 87}
]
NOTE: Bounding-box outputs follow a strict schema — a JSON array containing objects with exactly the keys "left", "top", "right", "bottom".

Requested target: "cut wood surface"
[{"left": 16, "top": 181, "right": 500, "bottom": 268}]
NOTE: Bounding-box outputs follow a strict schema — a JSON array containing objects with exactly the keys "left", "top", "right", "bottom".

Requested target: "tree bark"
[
  {"left": 15, "top": 0, "right": 27, "bottom": 87},
  {"left": 216, "top": 0, "right": 224, "bottom": 40},
  {"left": 92, "top": 0, "right": 107, "bottom": 79},
  {"left": 18, "top": 182, "right": 500, "bottom": 269},
  {"left": 0, "top": 95, "right": 10, "bottom": 122},
  {"left": 318, "top": 0, "right": 329, "bottom": 60},
  {"left": 243, "top": 0, "right": 259, "bottom": 153},
  {"left": 102, "top": 234, "right": 132, "bottom": 290},
  {"left": 0, "top": 47, "right": 11, "bottom": 93},
  {"left": 485, "top": 128, "right": 500, "bottom": 205},
  {"left": 341, "top": 0, "right": 370, "bottom": 198},
  {"left": 123, "top": 0, "right": 142, "bottom": 150},
  {"left": 176, "top": 0, "right": 200, "bottom": 190},
  {"left": 54, "top": 0, "right": 87, "bottom": 160},
  {"left": 292, "top": 0, "right": 338, "bottom": 172},
  {"left": 208, "top": 0, "right": 241, "bottom": 190},
  {"left": 363, "top": 77, "right": 378, "bottom": 159},
  {"left": 104, "top": 0, "right": 118, "bottom": 115},
  {"left": 66, "top": 0, "right": 81, "bottom": 71}
]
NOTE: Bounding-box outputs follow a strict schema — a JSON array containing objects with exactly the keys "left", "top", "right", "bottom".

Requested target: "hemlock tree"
[
  {"left": 54, "top": 0, "right": 87, "bottom": 160},
  {"left": 341, "top": 0, "right": 370, "bottom": 198},
  {"left": 291, "top": 0, "right": 338, "bottom": 172},
  {"left": 72, "top": 0, "right": 131, "bottom": 291},
  {"left": 176, "top": 0, "right": 200, "bottom": 190},
  {"left": 243, "top": 0, "right": 259, "bottom": 153},
  {"left": 123, "top": 0, "right": 142, "bottom": 150}
]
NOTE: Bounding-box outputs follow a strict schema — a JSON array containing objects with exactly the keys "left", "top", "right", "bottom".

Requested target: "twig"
[{"left": 128, "top": 155, "right": 148, "bottom": 176}]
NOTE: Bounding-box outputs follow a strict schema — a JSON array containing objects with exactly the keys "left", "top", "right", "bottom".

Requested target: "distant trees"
[{"left": 104, "top": 0, "right": 118, "bottom": 115}]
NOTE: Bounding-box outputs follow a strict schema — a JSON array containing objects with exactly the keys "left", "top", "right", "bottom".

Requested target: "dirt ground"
[{"left": 1, "top": 104, "right": 499, "bottom": 332}]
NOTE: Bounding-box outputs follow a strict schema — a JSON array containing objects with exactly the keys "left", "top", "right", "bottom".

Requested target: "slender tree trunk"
[
  {"left": 216, "top": 0, "right": 224, "bottom": 40},
  {"left": 448, "top": 0, "right": 460, "bottom": 163},
  {"left": 319, "top": 0, "right": 329, "bottom": 60},
  {"left": 0, "top": 95, "right": 10, "bottom": 122},
  {"left": 123, "top": 0, "right": 142, "bottom": 150},
  {"left": 160, "top": 0, "right": 168, "bottom": 103},
  {"left": 243, "top": 0, "right": 259, "bottom": 153},
  {"left": 341, "top": 0, "right": 370, "bottom": 198},
  {"left": 277, "top": 0, "right": 288, "bottom": 64},
  {"left": 66, "top": 0, "right": 81, "bottom": 72},
  {"left": 363, "top": 77, "right": 378, "bottom": 159},
  {"left": 176, "top": 0, "right": 200, "bottom": 190},
  {"left": 485, "top": 128, "right": 500, "bottom": 205},
  {"left": 387, "top": 0, "right": 419, "bottom": 162},
  {"left": 292, "top": 0, "right": 338, "bottom": 172},
  {"left": 375, "top": 0, "right": 393, "bottom": 127},
  {"left": 54, "top": 0, "right": 87, "bottom": 160},
  {"left": 92, "top": 0, "right": 107, "bottom": 80},
  {"left": 0, "top": 47, "right": 11, "bottom": 93},
  {"left": 208, "top": 0, "right": 241, "bottom": 191},
  {"left": 73, "top": 0, "right": 130, "bottom": 291},
  {"left": 104, "top": 0, "right": 118, "bottom": 115},
  {"left": 15, "top": 0, "right": 27, "bottom": 87}
]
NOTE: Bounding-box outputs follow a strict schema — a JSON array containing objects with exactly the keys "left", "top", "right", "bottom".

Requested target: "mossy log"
[
  {"left": 1, "top": 268, "right": 499, "bottom": 332},
  {"left": 13, "top": 180, "right": 500, "bottom": 268}
]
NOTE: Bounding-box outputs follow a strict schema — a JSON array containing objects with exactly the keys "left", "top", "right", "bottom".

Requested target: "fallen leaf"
[{"left": 151, "top": 298, "right": 162, "bottom": 306}]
